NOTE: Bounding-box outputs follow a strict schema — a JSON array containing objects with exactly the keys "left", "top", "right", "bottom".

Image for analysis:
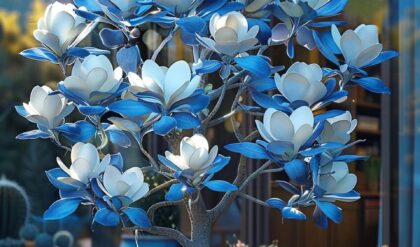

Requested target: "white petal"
[
  {"left": 279, "top": 73, "right": 310, "bottom": 103},
  {"left": 56, "top": 157, "right": 71, "bottom": 176},
  {"left": 172, "top": 75, "right": 201, "bottom": 103},
  {"left": 241, "top": 25, "right": 259, "bottom": 41},
  {"left": 292, "top": 124, "right": 313, "bottom": 150},
  {"left": 329, "top": 174, "right": 357, "bottom": 194},
  {"left": 93, "top": 154, "right": 110, "bottom": 177},
  {"left": 305, "top": 81, "right": 327, "bottom": 105},
  {"left": 165, "top": 151, "right": 189, "bottom": 170},
  {"left": 103, "top": 165, "right": 122, "bottom": 196},
  {"left": 214, "top": 27, "right": 238, "bottom": 43},
  {"left": 256, "top": 120, "right": 275, "bottom": 142},
  {"left": 188, "top": 148, "right": 209, "bottom": 171},
  {"left": 71, "top": 142, "right": 99, "bottom": 165},
  {"left": 130, "top": 183, "right": 149, "bottom": 202},
  {"left": 142, "top": 60, "right": 165, "bottom": 92},
  {"left": 201, "top": 145, "right": 218, "bottom": 170},
  {"left": 290, "top": 106, "right": 314, "bottom": 131},
  {"left": 180, "top": 141, "right": 196, "bottom": 160},
  {"left": 69, "top": 158, "right": 93, "bottom": 183},
  {"left": 269, "top": 110, "right": 295, "bottom": 142},
  {"left": 355, "top": 24, "right": 379, "bottom": 49},
  {"left": 354, "top": 44, "right": 383, "bottom": 68},
  {"left": 29, "top": 86, "right": 48, "bottom": 112},
  {"left": 331, "top": 24, "right": 341, "bottom": 48},
  {"left": 164, "top": 60, "right": 191, "bottom": 103},
  {"left": 224, "top": 12, "right": 248, "bottom": 40},
  {"left": 340, "top": 30, "right": 362, "bottom": 65},
  {"left": 187, "top": 134, "right": 209, "bottom": 150},
  {"left": 209, "top": 13, "right": 221, "bottom": 38},
  {"left": 128, "top": 72, "right": 145, "bottom": 88}
]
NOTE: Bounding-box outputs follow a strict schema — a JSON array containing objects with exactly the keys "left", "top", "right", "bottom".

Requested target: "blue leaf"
[
  {"left": 74, "top": 0, "right": 102, "bottom": 12},
  {"left": 302, "top": 121, "right": 325, "bottom": 149},
  {"left": 177, "top": 16, "right": 207, "bottom": 34},
  {"left": 248, "top": 78, "right": 276, "bottom": 92},
  {"left": 313, "top": 206, "right": 329, "bottom": 228},
  {"left": 153, "top": 116, "right": 177, "bottom": 136},
  {"left": 266, "top": 141, "right": 294, "bottom": 156},
  {"left": 94, "top": 208, "right": 120, "bottom": 226},
  {"left": 308, "top": 20, "right": 346, "bottom": 28},
  {"left": 99, "top": 28, "right": 127, "bottom": 49},
  {"left": 172, "top": 112, "right": 200, "bottom": 129},
  {"left": 20, "top": 48, "right": 58, "bottom": 63},
  {"left": 74, "top": 9, "right": 102, "bottom": 21},
  {"left": 282, "top": 207, "right": 306, "bottom": 220},
  {"left": 284, "top": 159, "right": 308, "bottom": 185},
  {"left": 106, "top": 129, "right": 131, "bottom": 148},
  {"left": 44, "top": 198, "right": 82, "bottom": 220},
  {"left": 314, "top": 110, "right": 345, "bottom": 123},
  {"left": 170, "top": 91, "right": 210, "bottom": 113},
  {"left": 15, "top": 105, "right": 28, "bottom": 118},
  {"left": 55, "top": 121, "right": 96, "bottom": 143},
  {"left": 16, "top": 130, "right": 50, "bottom": 140},
  {"left": 110, "top": 153, "right": 124, "bottom": 171},
  {"left": 276, "top": 180, "right": 300, "bottom": 195},
  {"left": 248, "top": 19, "right": 271, "bottom": 45},
  {"left": 364, "top": 50, "right": 399, "bottom": 67},
  {"left": 225, "top": 142, "right": 269, "bottom": 159},
  {"left": 300, "top": 142, "right": 343, "bottom": 156},
  {"left": 84, "top": 47, "right": 111, "bottom": 56},
  {"left": 266, "top": 198, "right": 286, "bottom": 209},
  {"left": 65, "top": 47, "right": 90, "bottom": 58},
  {"left": 316, "top": 0, "right": 348, "bottom": 17},
  {"left": 351, "top": 77, "right": 390, "bottom": 94},
  {"left": 117, "top": 46, "right": 141, "bottom": 73},
  {"left": 108, "top": 99, "right": 158, "bottom": 116},
  {"left": 334, "top": 155, "right": 368, "bottom": 162},
  {"left": 313, "top": 31, "right": 339, "bottom": 65},
  {"left": 158, "top": 155, "right": 182, "bottom": 172},
  {"left": 78, "top": 105, "right": 106, "bottom": 115},
  {"left": 315, "top": 201, "right": 342, "bottom": 224},
  {"left": 194, "top": 60, "right": 223, "bottom": 74},
  {"left": 165, "top": 183, "right": 185, "bottom": 201},
  {"left": 124, "top": 208, "right": 152, "bottom": 228},
  {"left": 286, "top": 39, "right": 295, "bottom": 59},
  {"left": 196, "top": 0, "right": 227, "bottom": 17},
  {"left": 235, "top": 56, "right": 271, "bottom": 78},
  {"left": 91, "top": 178, "right": 106, "bottom": 198},
  {"left": 206, "top": 155, "right": 231, "bottom": 174},
  {"left": 203, "top": 180, "right": 237, "bottom": 192},
  {"left": 45, "top": 168, "right": 75, "bottom": 191}
]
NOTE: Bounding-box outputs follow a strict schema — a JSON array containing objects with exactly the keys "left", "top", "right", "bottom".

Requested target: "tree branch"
[
  {"left": 144, "top": 179, "right": 177, "bottom": 198},
  {"left": 147, "top": 200, "right": 184, "bottom": 221},
  {"left": 238, "top": 192, "right": 270, "bottom": 207},
  {"left": 126, "top": 226, "right": 190, "bottom": 246}
]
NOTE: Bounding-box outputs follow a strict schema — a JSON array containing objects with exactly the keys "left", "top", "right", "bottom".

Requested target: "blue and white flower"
[
  {"left": 256, "top": 107, "right": 314, "bottom": 155},
  {"left": 56, "top": 142, "right": 110, "bottom": 184},
  {"left": 102, "top": 165, "right": 149, "bottom": 203},
  {"left": 318, "top": 161, "right": 357, "bottom": 198},
  {"left": 275, "top": 62, "right": 327, "bottom": 106},
  {"left": 331, "top": 24, "right": 382, "bottom": 69},
  {"left": 16, "top": 85, "right": 74, "bottom": 132},
  {"left": 60, "top": 55, "right": 123, "bottom": 105},
  {"left": 197, "top": 11, "right": 259, "bottom": 56},
  {"left": 34, "top": 2, "right": 86, "bottom": 56},
  {"left": 318, "top": 111, "right": 357, "bottom": 144}
]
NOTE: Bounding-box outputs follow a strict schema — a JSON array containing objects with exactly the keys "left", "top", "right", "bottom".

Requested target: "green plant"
[
  {"left": 19, "top": 224, "right": 39, "bottom": 241},
  {"left": 34, "top": 233, "right": 52, "bottom": 247},
  {"left": 0, "top": 176, "right": 30, "bottom": 239},
  {"left": 0, "top": 238, "right": 24, "bottom": 247},
  {"left": 53, "top": 231, "right": 74, "bottom": 247}
]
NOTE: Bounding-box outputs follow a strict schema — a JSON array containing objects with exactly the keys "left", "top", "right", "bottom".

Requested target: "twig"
[
  {"left": 243, "top": 130, "right": 259, "bottom": 142},
  {"left": 260, "top": 167, "right": 284, "bottom": 174},
  {"left": 239, "top": 160, "right": 273, "bottom": 191},
  {"left": 144, "top": 179, "right": 177, "bottom": 198},
  {"left": 207, "top": 109, "right": 239, "bottom": 127},
  {"left": 151, "top": 27, "right": 178, "bottom": 61},
  {"left": 238, "top": 192, "right": 270, "bottom": 207}
]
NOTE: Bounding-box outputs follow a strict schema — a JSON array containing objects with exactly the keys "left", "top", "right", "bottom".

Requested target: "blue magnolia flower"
[
  {"left": 158, "top": 134, "right": 235, "bottom": 200},
  {"left": 318, "top": 111, "right": 357, "bottom": 144}
]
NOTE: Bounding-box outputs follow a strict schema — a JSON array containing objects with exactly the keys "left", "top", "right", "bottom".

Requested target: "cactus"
[
  {"left": 53, "top": 231, "right": 74, "bottom": 247},
  {"left": 34, "top": 233, "right": 53, "bottom": 247},
  {"left": 0, "top": 238, "right": 24, "bottom": 247},
  {"left": 19, "top": 224, "right": 39, "bottom": 241},
  {"left": 0, "top": 176, "right": 30, "bottom": 239}
]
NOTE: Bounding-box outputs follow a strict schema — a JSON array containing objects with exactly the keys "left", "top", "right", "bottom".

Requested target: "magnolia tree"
[{"left": 16, "top": 0, "right": 397, "bottom": 246}]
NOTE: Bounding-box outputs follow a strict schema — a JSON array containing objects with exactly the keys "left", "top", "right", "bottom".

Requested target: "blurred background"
[{"left": 0, "top": 0, "right": 417, "bottom": 246}]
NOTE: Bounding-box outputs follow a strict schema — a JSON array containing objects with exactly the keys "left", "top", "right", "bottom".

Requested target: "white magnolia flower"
[
  {"left": 332, "top": 24, "right": 383, "bottom": 68},
  {"left": 197, "top": 11, "right": 259, "bottom": 56},
  {"left": 63, "top": 55, "right": 122, "bottom": 104},
  {"left": 57, "top": 143, "right": 110, "bottom": 184},
  {"left": 256, "top": 107, "right": 314, "bottom": 153},
  {"left": 34, "top": 2, "right": 86, "bottom": 56},
  {"left": 318, "top": 111, "right": 357, "bottom": 144},
  {"left": 165, "top": 134, "right": 218, "bottom": 180},
  {"left": 275, "top": 62, "right": 327, "bottom": 105},
  {"left": 319, "top": 161, "right": 357, "bottom": 199},
  {"left": 22, "top": 86, "right": 74, "bottom": 130},
  {"left": 103, "top": 165, "right": 149, "bottom": 202},
  {"left": 128, "top": 59, "right": 200, "bottom": 107},
  {"left": 154, "top": 0, "right": 193, "bottom": 14}
]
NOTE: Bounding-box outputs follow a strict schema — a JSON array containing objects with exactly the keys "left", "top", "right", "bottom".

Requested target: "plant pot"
[{"left": 120, "top": 234, "right": 180, "bottom": 247}]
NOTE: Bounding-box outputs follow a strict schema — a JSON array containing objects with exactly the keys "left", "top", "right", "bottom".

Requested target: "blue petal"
[
  {"left": 16, "top": 130, "right": 50, "bottom": 140},
  {"left": 106, "top": 129, "right": 131, "bottom": 148},
  {"left": 99, "top": 28, "right": 127, "bottom": 49},
  {"left": 117, "top": 46, "right": 141, "bottom": 73},
  {"left": 302, "top": 121, "right": 325, "bottom": 149},
  {"left": 110, "top": 153, "right": 124, "bottom": 170},
  {"left": 94, "top": 208, "right": 120, "bottom": 226},
  {"left": 308, "top": 20, "right": 346, "bottom": 28},
  {"left": 74, "top": 9, "right": 102, "bottom": 21},
  {"left": 313, "top": 31, "right": 340, "bottom": 65},
  {"left": 165, "top": 183, "right": 185, "bottom": 201},
  {"left": 64, "top": 47, "right": 90, "bottom": 58},
  {"left": 108, "top": 99, "right": 159, "bottom": 116},
  {"left": 248, "top": 19, "right": 271, "bottom": 45},
  {"left": 74, "top": 0, "right": 102, "bottom": 12},
  {"left": 282, "top": 207, "right": 306, "bottom": 220},
  {"left": 206, "top": 155, "right": 231, "bottom": 174},
  {"left": 315, "top": 201, "right": 342, "bottom": 224},
  {"left": 300, "top": 142, "right": 343, "bottom": 156},
  {"left": 91, "top": 178, "right": 106, "bottom": 198},
  {"left": 78, "top": 105, "right": 107, "bottom": 115},
  {"left": 286, "top": 39, "right": 295, "bottom": 59},
  {"left": 153, "top": 116, "right": 177, "bottom": 136},
  {"left": 43, "top": 198, "right": 82, "bottom": 220},
  {"left": 158, "top": 155, "right": 182, "bottom": 172},
  {"left": 351, "top": 77, "right": 391, "bottom": 94},
  {"left": 314, "top": 110, "right": 345, "bottom": 123},
  {"left": 124, "top": 208, "right": 152, "bottom": 228},
  {"left": 284, "top": 159, "right": 308, "bottom": 185},
  {"left": 172, "top": 112, "right": 200, "bottom": 129},
  {"left": 15, "top": 105, "right": 29, "bottom": 118},
  {"left": 316, "top": 0, "right": 348, "bottom": 17},
  {"left": 194, "top": 60, "right": 223, "bottom": 74},
  {"left": 55, "top": 121, "right": 97, "bottom": 143},
  {"left": 203, "top": 180, "right": 237, "bottom": 192},
  {"left": 266, "top": 198, "right": 286, "bottom": 209},
  {"left": 170, "top": 90, "right": 210, "bottom": 113},
  {"left": 235, "top": 56, "right": 271, "bottom": 78},
  {"left": 248, "top": 78, "right": 276, "bottom": 92},
  {"left": 276, "top": 180, "right": 300, "bottom": 195},
  {"left": 225, "top": 142, "right": 269, "bottom": 160},
  {"left": 251, "top": 91, "right": 281, "bottom": 109},
  {"left": 364, "top": 50, "right": 399, "bottom": 67},
  {"left": 20, "top": 47, "right": 58, "bottom": 63}
]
